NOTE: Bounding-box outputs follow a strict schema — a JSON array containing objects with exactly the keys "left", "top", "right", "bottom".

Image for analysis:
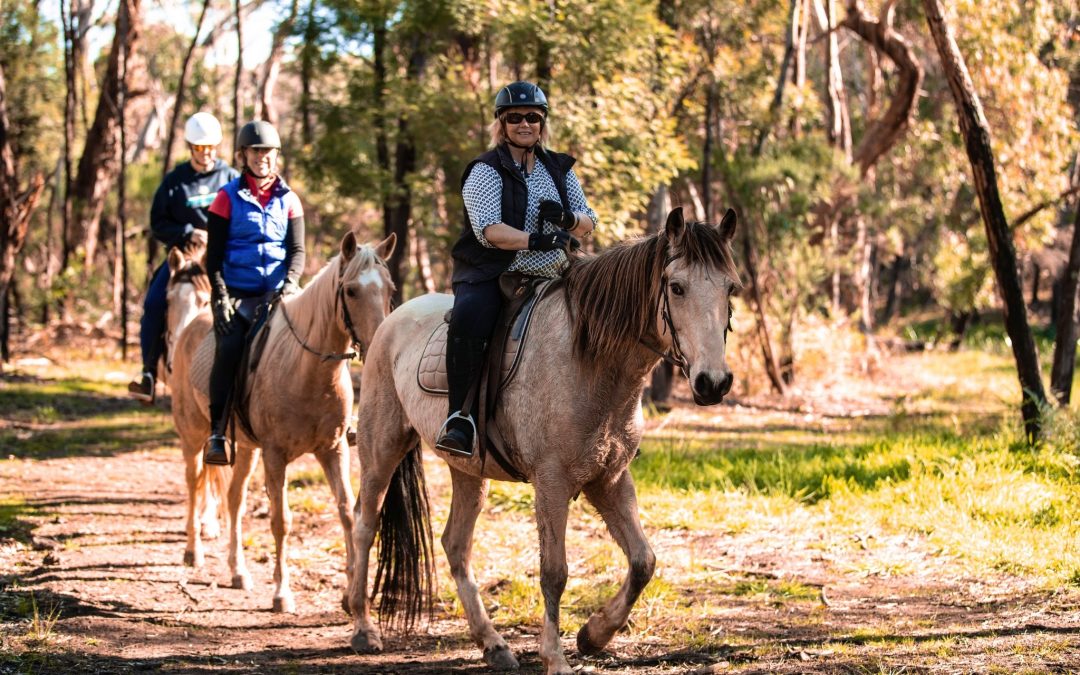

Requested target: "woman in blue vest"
[
  {"left": 202, "top": 120, "right": 306, "bottom": 465},
  {"left": 436, "top": 81, "right": 598, "bottom": 457}
]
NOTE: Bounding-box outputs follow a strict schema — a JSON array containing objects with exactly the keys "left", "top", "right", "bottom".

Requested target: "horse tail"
[{"left": 372, "top": 443, "right": 434, "bottom": 633}]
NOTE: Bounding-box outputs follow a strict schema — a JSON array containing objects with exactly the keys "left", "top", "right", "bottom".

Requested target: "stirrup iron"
[{"left": 435, "top": 411, "right": 477, "bottom": 457}]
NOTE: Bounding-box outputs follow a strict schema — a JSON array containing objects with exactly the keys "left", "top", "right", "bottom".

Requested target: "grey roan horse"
[{"left": 346, "top": 208, "right": 740, "bottom": 674}]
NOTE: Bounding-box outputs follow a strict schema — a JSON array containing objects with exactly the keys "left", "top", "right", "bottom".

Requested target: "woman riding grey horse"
[{"left": 436, "top": 81, "right": 598, "bottom": 456}]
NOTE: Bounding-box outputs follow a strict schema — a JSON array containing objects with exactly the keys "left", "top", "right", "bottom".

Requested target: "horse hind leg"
[
  {"left": 576, "top": 469, "right": 655, "bottom": 656},
  {"left": 200, "top": 471, "right": 222, "bottom": 539},
  {"left": 182, "top": 437, "right": 206, "bottom": 567},
  {"left": 442, "top": 469, "right": 518, "bottom": 670},
  {"left": 314, "top": 439, "right": 356, "bottom": 614}
]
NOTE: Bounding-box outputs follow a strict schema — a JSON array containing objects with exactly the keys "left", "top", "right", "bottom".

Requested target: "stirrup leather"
[{"left": 435, "top": 412, "right": 477, "bottom": 457}]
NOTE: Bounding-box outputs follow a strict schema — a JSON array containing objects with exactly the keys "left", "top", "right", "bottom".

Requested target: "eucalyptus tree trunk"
[
  {"left": 257, "top": 0, "right": 300, "bottom": 127},
  {"left": 1050, "top": 205, "right": 1080, "bottom": 406},
  {"left": 0, "top": 63, "right": 47, "bottom": 362},
  {"left": 69, "top": 0, "right": 140, "bottom": 273},
  {"left": 923, "top": 0, "right": 1047, "bottom": 442},
  {"left": 299, "top": 0, "right": 317, "bottom": 147},
  {"left": 233, "top": 0, "right": 244, "bottom": 157},
  {"left": 154, "top": 0, "right": 211, "bottom": 273}
]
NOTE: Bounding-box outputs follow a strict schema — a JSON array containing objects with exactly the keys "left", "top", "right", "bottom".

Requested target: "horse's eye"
[
  {"left": 670, "top": 282, "right": 684, "bottom": 297},
  {"left": 346, "top": 288, "right": 356, "bottom": 298}
]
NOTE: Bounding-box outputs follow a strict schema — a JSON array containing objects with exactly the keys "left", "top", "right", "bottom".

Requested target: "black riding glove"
[
  {"left": 211, "top": 292, "right": 234, "bottom": 336},
  {"left": 528, "top": 230, "right": 580, "bottom": 253},
  {"left": 538, "top": 200, "right": 577, "bottom": 230}
]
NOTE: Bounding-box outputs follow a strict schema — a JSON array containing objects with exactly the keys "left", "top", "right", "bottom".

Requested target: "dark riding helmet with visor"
[
  {"left": 237, "top": 120, "right": 281, "bottom": 150},
  {"left": 494, "top": 81, "right": 549, "bottom": 118}
]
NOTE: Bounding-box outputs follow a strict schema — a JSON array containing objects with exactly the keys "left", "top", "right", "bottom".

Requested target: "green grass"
[{"left": 0, "top": 368, "right": 174, "bottom": 458}]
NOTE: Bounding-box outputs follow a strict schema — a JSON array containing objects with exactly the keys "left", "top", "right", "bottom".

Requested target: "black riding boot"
[
  {"left": 435, "top": 335, "right": 489, "bottom": 457},
  {"left": 205, "top": 329, "right": 244, "bottom": 466}
]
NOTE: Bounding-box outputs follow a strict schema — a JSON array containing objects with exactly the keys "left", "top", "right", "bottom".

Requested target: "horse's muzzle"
[{"left": 692, "top": 371, "right": 733, "bottom": 406}]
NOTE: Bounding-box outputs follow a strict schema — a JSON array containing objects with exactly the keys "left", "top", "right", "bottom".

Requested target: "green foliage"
[{"left": 0, "top": 0, "right": 63, "bottom": 175}]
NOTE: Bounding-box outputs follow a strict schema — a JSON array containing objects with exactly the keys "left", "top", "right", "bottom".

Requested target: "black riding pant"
[
  {"left": 445, "top": 278, "right": 503, "bottom": 418},
  {"left": 208, "top": 292, "right": 273, "bottom": 436}
]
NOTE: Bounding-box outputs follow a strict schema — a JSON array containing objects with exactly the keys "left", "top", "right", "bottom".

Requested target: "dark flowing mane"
[{"left": 563, "top": 220, "right": 741, "bottom": 364}]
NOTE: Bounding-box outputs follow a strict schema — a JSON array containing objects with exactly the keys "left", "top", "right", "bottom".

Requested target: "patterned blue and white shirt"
[{"left": 462, "top": 160, "right": 597, "bottom": 278}]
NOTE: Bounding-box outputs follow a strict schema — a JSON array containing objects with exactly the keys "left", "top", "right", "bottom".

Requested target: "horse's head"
[
  {"left": 335, "top": 231, "right": 397, "bottom": 355},
  {"left": 165, "top": 245, "right": 211, "bottom": 370},
  {"left": 660, "top": 207, "right": 740, "bottom": 405}
]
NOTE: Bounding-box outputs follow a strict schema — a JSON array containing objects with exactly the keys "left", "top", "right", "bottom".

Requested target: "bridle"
[
  {"left": 637, "top": 253, "right": 690, "bottom": 379},
  {"left": 278, "top": 257, "right": 388, "bottom": 363}
]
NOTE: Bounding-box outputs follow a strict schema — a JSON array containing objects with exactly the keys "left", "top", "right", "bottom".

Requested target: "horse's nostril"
[
  {"left": 694, "top": 371, "right": 733, "bottom": 399},
  {"left": 719, "top": 371, "right": 733, "bottom": 396}
]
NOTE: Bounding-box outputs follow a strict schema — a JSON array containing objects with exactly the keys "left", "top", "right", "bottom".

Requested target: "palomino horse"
[
  {"left": 171, "top": 232, "right": 396, "bottom": 612},
  {"left": 346, "top": 208, "right": 739, "bottom": 674},
  {"left": 163, "top": 244, "right": 220, "bottom": 538}
]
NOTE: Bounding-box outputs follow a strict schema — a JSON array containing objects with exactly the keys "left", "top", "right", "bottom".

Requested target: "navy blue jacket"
[
  {"left": 150, "top": 159, "right": 238, "bottom": 249},
  {"left": 451, "top": 144, "right": 574, "bottom": 284}
]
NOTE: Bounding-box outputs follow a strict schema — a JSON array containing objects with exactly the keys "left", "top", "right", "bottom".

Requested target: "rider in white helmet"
[{"left": 128, "top": 112, "right": 239, "bottom": 402}]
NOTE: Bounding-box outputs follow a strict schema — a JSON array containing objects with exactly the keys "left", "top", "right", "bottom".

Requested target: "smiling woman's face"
[
  {"left": 243, "top": 146, "right": 278, "bottom": 178},
  {"left": 502, "top": 106, "right": 545, "bottom": 147}
]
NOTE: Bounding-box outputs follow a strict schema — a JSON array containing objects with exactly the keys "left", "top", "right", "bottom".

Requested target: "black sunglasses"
[{"left": 503, "top": 111, "right": 545, "bottom": 125}]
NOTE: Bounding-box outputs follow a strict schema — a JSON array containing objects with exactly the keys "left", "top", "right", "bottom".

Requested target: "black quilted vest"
[{"left": 451, "top": 144, "right": 576, "bottom": 284}]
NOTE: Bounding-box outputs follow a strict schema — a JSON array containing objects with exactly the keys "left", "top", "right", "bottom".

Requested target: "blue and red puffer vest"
[{"left": 220, "top": 175, "right": 292, "bottom": 295}]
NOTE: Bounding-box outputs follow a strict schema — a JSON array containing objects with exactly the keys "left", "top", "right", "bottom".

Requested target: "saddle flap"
[{"left": 417, "top": 278, "right": 553, "bottom": 396}]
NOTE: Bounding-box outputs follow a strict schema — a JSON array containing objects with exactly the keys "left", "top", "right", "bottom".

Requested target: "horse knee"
[{"left": 628, "top": 549, "right": 656, "bottom": 591}]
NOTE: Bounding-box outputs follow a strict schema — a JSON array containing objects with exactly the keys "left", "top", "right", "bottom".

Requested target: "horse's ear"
[
  {"left": 665, "top": 207, "right": 685, "bottom": 243},
  {"left": 718, "top": 208, "right": 737, "bottom": 242},
  {"left": 167, "top": 246, "right": 184, "bottom": 272},
  {"left": 340, "top": 231, "right": 357, "bottom": 262},
  {"left": 375, "top": 232, "right": 397, "bottom": 261}
]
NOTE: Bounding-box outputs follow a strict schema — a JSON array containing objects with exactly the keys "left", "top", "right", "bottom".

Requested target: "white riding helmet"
[{"left": 184, "top": 112, "right": 223, "bottom": 146}]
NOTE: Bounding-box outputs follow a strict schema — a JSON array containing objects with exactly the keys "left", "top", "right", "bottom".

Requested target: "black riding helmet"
[
  {"left": 236, "top": 120, "right": 281, "bottom": 150},
  {"left": 494, "top": 81, "right": 548, "bottom": 118}
]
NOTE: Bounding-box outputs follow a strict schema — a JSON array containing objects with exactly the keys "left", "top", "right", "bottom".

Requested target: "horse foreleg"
[
  {"left": 443, "top": 470, "right": 518, "bottom": 670},
  {"left": 315, "top": 440, "right": 356, "bottom": 614},
  {"left": 534, "top": 481, "right": 574, "bottom": 675},
  {"left": 263, "top": 448, "right": 296, "bottom": 613},
  {"left": 577, "top": 469, "right": 655, "bottom": 655},
  {"left": 226, "top": 447, "right": 260, "bottom": 591}
]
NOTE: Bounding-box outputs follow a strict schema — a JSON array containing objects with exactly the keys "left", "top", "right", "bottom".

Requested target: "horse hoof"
[
  {"left": 576, "top": 624, "right": 606, "bottom": 656},
  {"left": 350, "top": 630, "right": 383, "bottom": 654},
  {"left": 231, "top": 573, "right": 253, "bottom": 591},
  {"left": 272, "top": 595, "right": 296, "bottom": 613},
  {"left": 183, "top": 550, "right": 203, "bottom": 568},
  {"left": 483, "top": 645, "right": 519, "bottom": 670}
]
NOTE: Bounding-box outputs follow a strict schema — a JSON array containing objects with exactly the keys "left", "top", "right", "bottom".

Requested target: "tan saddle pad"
[
  {"left": 190, "top": 331, "right": 215, "bottom": 398},
  {"left": 417, "top": 280, "right": 552, "bottom": 395}
]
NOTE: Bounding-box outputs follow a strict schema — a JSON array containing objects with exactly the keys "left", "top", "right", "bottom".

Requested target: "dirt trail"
[{"left": 1, "top": 394, "right": 1078, "bottom": 673}]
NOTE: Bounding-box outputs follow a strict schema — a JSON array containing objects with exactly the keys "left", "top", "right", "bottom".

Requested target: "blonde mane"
[{"left": 563, "top": 221, "right": 741, "bottom": 364}]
